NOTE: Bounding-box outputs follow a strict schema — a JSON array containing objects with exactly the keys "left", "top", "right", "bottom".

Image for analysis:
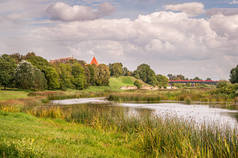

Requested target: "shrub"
[
  {"left": 184, "top": 96, "right": 192, "bottom": 104},
  {"left": 134, "top": 80, "right": 142, "bottom": 89}
]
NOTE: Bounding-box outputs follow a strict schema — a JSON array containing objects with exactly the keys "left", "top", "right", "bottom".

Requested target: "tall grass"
[
  {"left": 66, "top": 104, "right": 238, "bottom": 157},
  {"left": 1, "top": 94, "right": 238, "bottom": 157},
  {"left": 108, "top": 94, "right": 161, "bottom": 102},
  {"left": 47, "top": 91, "right": 108, "bottom": 100}
]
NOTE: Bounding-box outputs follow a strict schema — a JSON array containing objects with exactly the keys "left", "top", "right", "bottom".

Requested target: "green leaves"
[
  {"left": 133, "top": 64, "right": 157, "bottom": 86},
  {"left": 0, "top": 54, "right": 17, "bottom": 89},
  {"left": 15, "top": 61, "right": 47, "bottom": 90},
  {"left": 230, "top": 65, "right": 238, "bottom": 84}
]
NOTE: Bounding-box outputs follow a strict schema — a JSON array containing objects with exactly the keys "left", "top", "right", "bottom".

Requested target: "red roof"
[{"left": 90, "top": 56, "right": 99, "bottom": 66}]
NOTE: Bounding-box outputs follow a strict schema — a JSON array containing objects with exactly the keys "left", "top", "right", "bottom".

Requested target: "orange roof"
[{"left": 90, "top": 56, "right": 99, "bottom": 66}]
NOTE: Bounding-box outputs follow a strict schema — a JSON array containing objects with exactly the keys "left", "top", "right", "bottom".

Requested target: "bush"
[
  {"left": 134, "top": 80, "right": 142, "bottom": 89},
  {"left": 184, "top": 96, "right": 192, "bottom": 104}
]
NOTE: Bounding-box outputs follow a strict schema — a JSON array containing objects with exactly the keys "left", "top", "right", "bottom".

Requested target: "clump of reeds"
[
  {"left": 107, "top": 94, "right": 161, "bottom": 102},
  {"left": 47, "top": 92, "right": 108, "bottom": 100},
  {"left": 0, "top": 105, "right": 20, "bottom": 113},
  {"left": 26, "top": 106, "right": 65, "bottom": 119}
]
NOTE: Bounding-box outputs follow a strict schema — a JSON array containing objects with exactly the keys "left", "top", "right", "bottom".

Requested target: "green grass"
[
  {"left": 0, "top": 111, "right": 139, "bottom": 158},
  {"left": 0, "top": 90, "right": 29, "bottom": 101},
  {"left": 1, "top": 102, "right": 238, "bottom": 158},
  {"left": 109, "top": 76, "right": 147, "bottom": 90}
]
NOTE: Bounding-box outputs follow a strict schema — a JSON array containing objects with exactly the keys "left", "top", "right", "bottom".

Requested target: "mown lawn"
[{"left": 0, "top": 111, "right": 139, "bottom": 158}]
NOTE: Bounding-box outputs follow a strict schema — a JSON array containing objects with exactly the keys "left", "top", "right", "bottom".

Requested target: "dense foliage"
[
  {"left": 109, "top": 63, "right": 123, "bottom": 77},
  {"left": 96, "top": 64, "right": 110, "bottom": 86},
  {"left": 134, "top": 80, "right": 142, "bottom": 89},
  {"left": 133, "top": 64, "right": 158, "bottom": 86},
  {"left": 230, "top": 65, "right": 238, "bottom": 84},
  {"left": 213, "top": 80, "right": 238, "bottom": 98},
  {"left": 0, "top": 53, "right": 111, "bottom": 90},
  {"left": 15, "top": 61, "right": 47, "bottom": 90},
  {"left": 0, "top": 55, "right": 17, "bottom": 89},
  {"left": 1, "top": 52, "right": 237, "bottom": 91},
  {"left": 156, "top": 74, "right": 169, "bottom": 88}
]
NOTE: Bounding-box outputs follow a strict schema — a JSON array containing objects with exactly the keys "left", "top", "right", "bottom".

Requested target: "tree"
[
  {"left": 193, "top": 77, "right": 202, "bottom": 80},
  {"left": 134, "top": 80, "right": 142, "bottom": 89},
  {"left": 206, "top": 78, "right": 212, "bottom": 80},
  {"left": 25, "top": 52, "right": 62, "bottom": 90},
  {"left": 0, "top": 54, "right": 17, "bottom": 89},
  {"left": 15, "top": 61, "right": 47, "bottom": 90},
  {"left": 71, "top": 63, "right": 87, "bottom": 90},
  {"left": 230, "top": 65, "right": 238, "bottom": 84},
  {"left": 96, "top": 64, "right": 110, "bottom": 86},
  {"left": 44, "top": 67, "right": 60, "bottom": 89},
  {"left": 87, "top": 64, "right": 97, "bottom": 86},
  {"left": 25, "top": 52, "right": 50, "bottom": 70},
  {"left": 9, "top": 53, "right": 24, "bottom": 63},
  {"left": 156, "top": 74, "right": 169, "bottom": 88},
  {"left": 53, "top": 63, "right": 74, "bottom": 90},
  {"left": 109, "top": 63, "right": 123, "bottom": 77},
  {"left": 167, "top": 74, "right": 185, "bottom": 80},
  {"left": 123, "top": 67, "right": 132, "bottom": 76},
  {"left": 134, "top": 64, "right": 157, "bottom": 86}
]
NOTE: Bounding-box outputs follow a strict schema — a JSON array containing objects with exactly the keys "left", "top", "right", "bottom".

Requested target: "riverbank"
[
  {"left": 0, "top": 104, "right": 238, "bottom": 158},
  {"left": 0, "top": 87, "right": 236, "bottom": 106},
  {"left": 0, "top": 111, "right": 138, "bottom": 158}
]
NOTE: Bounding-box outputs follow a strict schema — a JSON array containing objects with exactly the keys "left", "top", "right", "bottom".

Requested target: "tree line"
[
  {"left": 0, "top": 53, "right": 110, "bottom": 90},
  {"left": 1, "top": 52, "right": 238, "bottom": 90}
]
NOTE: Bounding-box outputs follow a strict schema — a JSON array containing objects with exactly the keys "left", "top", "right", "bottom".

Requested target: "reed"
[
  {"left": 108, "top": 94, "right": 161, "bottom": 102},
  {"left": 1, "top": 100, "right": 238, "bottom": 157},
  {"left": 63, "top": 104, "right": 238, "bottom": 157}
]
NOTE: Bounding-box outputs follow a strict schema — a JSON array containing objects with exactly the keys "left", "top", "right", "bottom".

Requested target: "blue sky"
[{"left": 0, "top": 0, "right": 238, "bottom": 80}]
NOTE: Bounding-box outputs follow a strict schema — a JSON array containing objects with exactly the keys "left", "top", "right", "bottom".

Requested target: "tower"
[{"left": 90, "top": 56, "right": 99, "bottom": 66}]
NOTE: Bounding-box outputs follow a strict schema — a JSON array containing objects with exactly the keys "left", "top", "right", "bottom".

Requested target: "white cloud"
[
  {"left": 164, "top": 2, "right": 205, "bottom": 17},
  {"left": 47, "top": 2, "right": 115, "bottom": 21},
  {"left": 229, "top": 0, "right": 238, "bottom": 4},
  {"left": 207, "top": 8, "right": 238, "bottom": 16},
  {"left": 1, "top": 1, "right": 238, "bottom": 79}
]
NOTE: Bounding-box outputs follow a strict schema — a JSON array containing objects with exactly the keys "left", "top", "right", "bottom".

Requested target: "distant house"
[{"left": 90, "top": 56, "right": 99, "bottom": 66}]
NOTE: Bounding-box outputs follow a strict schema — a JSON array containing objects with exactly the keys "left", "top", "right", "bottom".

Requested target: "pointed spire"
[{"left": 90, "top": 56, "right": 99, "bottom": 66}]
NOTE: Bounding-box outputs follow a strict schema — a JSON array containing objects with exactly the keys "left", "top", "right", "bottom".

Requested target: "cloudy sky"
[{"left": 1, "top": 0, "right": 238, "bottom": 80}]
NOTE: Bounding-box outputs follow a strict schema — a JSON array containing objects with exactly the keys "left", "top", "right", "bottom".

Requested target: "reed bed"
[
  {"left": 107, "top": 89, "right": 234, "bottom": 104},
  {"left": 1, "top": 102, "right": 238, "bottom": 157},
  {"left": 108, "top": 94, "right": 161, "bottom": 102},
  {"left": 67, "top": 104, "right": 238, "bottom": 157},
  {"left": 47, "top": 91, "right": 108, "bottom": 100}
]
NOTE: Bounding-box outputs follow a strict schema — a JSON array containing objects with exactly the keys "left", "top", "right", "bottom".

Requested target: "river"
[{"left": 52, "top": 98, "right": 238, "bottom": 129}]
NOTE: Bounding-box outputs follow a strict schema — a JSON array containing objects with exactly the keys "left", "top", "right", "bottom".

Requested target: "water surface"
[{"left": 53, "top": 98, "right": 238, "bottom": 129}]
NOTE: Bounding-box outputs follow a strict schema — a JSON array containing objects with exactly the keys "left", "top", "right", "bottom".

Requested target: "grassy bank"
[
  {"left": 0, "top": 89, "right": 30, "bottom": 101},
  {"left": 0, "top": 111, "right": 138, "bottom": 158},
  {"left": 107, "top": 89, "right": 235, "bottom": 104},
  {"left": 1, "top": 103, "right": 238, "bottom": 158}
]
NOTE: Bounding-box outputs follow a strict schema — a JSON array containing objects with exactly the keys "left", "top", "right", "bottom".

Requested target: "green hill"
[
  {"left": 84, "top": 76, "right": 148, "bottom": 92},
  {"left": 109, "top": 76, "right": 147, "bottom": 90}
]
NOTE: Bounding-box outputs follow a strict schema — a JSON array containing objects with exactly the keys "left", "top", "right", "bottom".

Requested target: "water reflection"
[
  {"left": 53, "top": 98, "right": 238, "bottom": 129},
  {"left": 120, "top": 103, "right": 238, "bottom": 129},
  {"left": 52, "top": 97, "right": 109, "bottom": 105}
]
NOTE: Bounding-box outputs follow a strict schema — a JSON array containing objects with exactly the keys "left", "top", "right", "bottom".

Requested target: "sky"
[{"left": 0, "top": 0, "right": 238, "bottom": 80}]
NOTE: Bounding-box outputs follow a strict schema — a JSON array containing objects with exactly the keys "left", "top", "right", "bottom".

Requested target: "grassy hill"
[
  {"left": 84, "top": 76, "right": 148, "bottom": 92},
  {"left": 109, "top": 76, "right": 148, "bottom": 90}
]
